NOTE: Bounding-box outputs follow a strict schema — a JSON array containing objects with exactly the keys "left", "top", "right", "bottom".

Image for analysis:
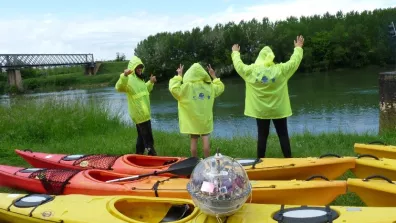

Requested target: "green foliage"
[
  {"left": 96, "top": 61, "right": 128, "bottom": 75},
  {"left": 0, "top": 73, "right": 7, "bottom": 94},
  {"left": 20, "top": 72, "right": 117, "bottom": 92},
  {"left": 22, "top": 73, "right": 80, "bottom": 91},
  {"left": 1, "top": 62, "right": 126, "bottom": 94},
  {"left": 20, "top": 66, "right": 84, "bottom": 79},
  {"left": 134, "top": 8, "right": 396, "bottom": 79},
  {"left": 115, "top": 52, "right": 126, "bottom": 61}
]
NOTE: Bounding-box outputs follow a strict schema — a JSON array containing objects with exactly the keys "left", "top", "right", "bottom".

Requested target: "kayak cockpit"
[
  {"left": 123, "top": 155, "right": 180, "bottom": 167},
  {"left": 85, "top": 170, "right": 136, "bottom": 183},
  {"left": 110, "top": 198, "right": 198, "bottom": 222}
]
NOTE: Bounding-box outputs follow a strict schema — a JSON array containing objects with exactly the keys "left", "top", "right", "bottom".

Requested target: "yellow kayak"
[
  {"left": 1, "top": 193, "right": 396, "bottom": 223},
  {"left": 351, "top": 155, "right": 396, "bottom": 180},
  {"left": 347, "top": 176, "right": 396, "bottom": 207},
  {"left": 354, "top": 142, "right": 396, "bottom": 159},
  {"left": 239, "top": 155, "right": 355, "bottom": 180}
]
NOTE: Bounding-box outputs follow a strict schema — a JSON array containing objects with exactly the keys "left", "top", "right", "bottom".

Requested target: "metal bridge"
[
  {"left": 1, "top": 54, "right": 97, "bottom": 91},
  {"left": 0, "top": 54, "right": 95, "bottom": 69}
]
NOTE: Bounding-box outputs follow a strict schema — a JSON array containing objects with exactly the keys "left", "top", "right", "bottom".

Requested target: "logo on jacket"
[
  {"left": 193, "top": 92, "right": 210, "bottom": 100},
  {"left": 261, "top": 76, "right": 268, "bottom": 83}
]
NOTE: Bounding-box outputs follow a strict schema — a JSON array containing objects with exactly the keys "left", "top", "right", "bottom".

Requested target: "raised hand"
[
  {"left": 150, "top": 74, "right": 157, "bottom": 83},
  {"left": 232, "top": 44, "right": 240, "bottom": 52},
  {"left": 124, "top": 69, "right": 132, "bottom": 76},
  {"left": 207, "top": 64, "right": 216, "bottom": 79},
  {"left": 176, "top": 64, "right": 184, "bottom": 76},
  {"left": 294, "top": 35, "right": 304, "bottom": 48}
]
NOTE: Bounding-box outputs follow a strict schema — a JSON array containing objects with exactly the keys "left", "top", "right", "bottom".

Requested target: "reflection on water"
[{"left": 0, "top": 69, "right": 382, "bottom": 138}]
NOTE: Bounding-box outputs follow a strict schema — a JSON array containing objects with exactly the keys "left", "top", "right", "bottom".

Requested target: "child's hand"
[
  {"left": 124, "top": 69, "right": 132, "bottom": 76},
  {"left": 150, "top": 74, "right": 157, "bottom": 83},
  {"left": 294, "top": 35, "right": 304, "bottom": 48},
  {"left": 232, "top": 44, "right": 240, "bottom": 52},
  {"left": 207, "top": 64, "right": 216, "bottom": 79},
  {"left": 176, "top": 64, "right": 184, "bottom": 76}
]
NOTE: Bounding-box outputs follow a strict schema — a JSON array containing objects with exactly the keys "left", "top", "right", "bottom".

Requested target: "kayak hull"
[
  {"left": 354, "top": 143, "right": 396, "bottom": 159},
  {"left": 347, "top": 177, "right": 396, "bottom": 207},
  {"left": 0, "top": 164, "right": 346, "bottom": 205},
  {"left": 1, "top": 193, "right": 396, "bottom": 223},
  {"left": 351, "top": 157, "right": 396, "bottom": 181},
  {"left": 243, "top": 156, "right": 355, "bottom": 180},
  {"left": 15, "top": 149, "right": 185, "bottom": 177},
  {"left": 16, "top": 149, "right": 355, "bottom": 180}
]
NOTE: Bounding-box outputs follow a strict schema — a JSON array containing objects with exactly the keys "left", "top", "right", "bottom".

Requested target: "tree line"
[{"left": 133, "top": 7, "right": 396, "bottom": 80}]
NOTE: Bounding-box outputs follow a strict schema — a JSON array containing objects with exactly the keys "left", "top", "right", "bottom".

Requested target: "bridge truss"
[{"left": 0, "top": 54, "right": 95, "bottom": 69}]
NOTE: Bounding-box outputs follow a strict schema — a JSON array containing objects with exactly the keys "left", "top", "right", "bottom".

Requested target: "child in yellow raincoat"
[
  {"left": 231, "top": 35, "right": 304, "bottom": 159},
  {"left": 169, "top": 63, "right": 225, "bottom": 158},
  {"left": 115, "top": 55, "right": 158, "bottom": 156}
]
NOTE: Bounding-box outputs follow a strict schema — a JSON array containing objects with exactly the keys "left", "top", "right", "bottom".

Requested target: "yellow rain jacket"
[
  {"left": 231, "top": 46, "right": 303, "bottom": 119},
  {"left": 169, "top": 63, "right": 225, "bottom": 135},
  {"left": 115, "top": 56, "right": 154, "bottom": 124}
]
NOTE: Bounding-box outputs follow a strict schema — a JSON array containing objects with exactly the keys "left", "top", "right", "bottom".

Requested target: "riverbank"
[
  {"left": 1, "top": 98, "right": 395, "bottom": 206},
  {"left": 0, "top": 61, "right": 128, "bottom": 94}
]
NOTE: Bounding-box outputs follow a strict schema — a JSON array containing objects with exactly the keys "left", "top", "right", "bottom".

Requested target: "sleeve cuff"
[
  {"left": 120, "top": 73, "right": 129, "bottom": 79},
  {"left": 213, "top": 78, "right": 221, "bottom": 82},
  {"left": 231, "top": 51, "right": 240, "bottom": 56},
  {"left": 294, "top": 47, "right": 303, "bottom": 52},
  {"left": 173, "top": 75, "right": 183, "bottom": 81}
]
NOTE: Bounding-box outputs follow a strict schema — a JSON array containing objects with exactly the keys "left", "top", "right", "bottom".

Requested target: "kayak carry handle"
[
  {"left": 356, "top": 154, "right": 379, "bottom": 160},
  {"left": 305, "top": 175, "right": 330, "bottom": 181},
  {"left": 23, "top": 149, "right": 33, "bottom": 153},
  {"left": 363, "top": 175, "right": 394, "bottom": 184},
  {"left": 319, "top": 154, "right": 341, "bottom": 158},
  {"left": 368, "top": 141, "right": 386, "bottom": 145}
]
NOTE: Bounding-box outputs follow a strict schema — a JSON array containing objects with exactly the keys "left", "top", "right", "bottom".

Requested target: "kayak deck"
[
  {"left": 347, "top": 176, "right": 396, "bottom": 207},
  {"left": 2, "top": 193, "right": 396, "bottom": 223}
]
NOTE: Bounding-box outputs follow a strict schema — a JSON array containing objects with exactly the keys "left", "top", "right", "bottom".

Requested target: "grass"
[{"left": 1, "top": 98, "right": 396, "bottom": 208}]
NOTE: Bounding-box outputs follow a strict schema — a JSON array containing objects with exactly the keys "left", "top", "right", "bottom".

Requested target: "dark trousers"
[
  {"left": 135, "top": 120, "right": 157, "bottom": 156},
  {"left": 256, "top": 117, "right": 292, "bottom": 158}
]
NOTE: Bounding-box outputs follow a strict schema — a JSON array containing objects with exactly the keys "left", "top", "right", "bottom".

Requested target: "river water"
[{"left": 0, "top": 68, "right": 383, "bottom": 138}]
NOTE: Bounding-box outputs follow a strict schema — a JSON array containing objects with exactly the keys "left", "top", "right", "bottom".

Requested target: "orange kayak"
[
  {"left": 0, "top": 164, "right": 347, "bottom": 205},
  {"left": 15, "top": 149, "right": 355, "bottom": 180},
  {"left": 15, "top": 149, "right": 186, "bottom": 177}
]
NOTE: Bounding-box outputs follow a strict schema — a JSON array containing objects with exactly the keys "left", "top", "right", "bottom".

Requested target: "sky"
[{"left": 1, "top": 0, "right": 395, "bottom": 61}]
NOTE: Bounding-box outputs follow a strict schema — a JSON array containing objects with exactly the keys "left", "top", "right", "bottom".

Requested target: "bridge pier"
[
  {"left": 379, "top": 71, "right": 396, "bottom": 133},
  {"left": 7, "top": 69, "right": 23, "bottom": 91},
  {"left": 84, "top": 63, "right": 101, "bottom": 76}
]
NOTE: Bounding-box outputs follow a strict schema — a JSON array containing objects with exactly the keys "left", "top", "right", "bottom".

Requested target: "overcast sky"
[{"left": 1, "top": 0, "right": 395, "bottom": 61}]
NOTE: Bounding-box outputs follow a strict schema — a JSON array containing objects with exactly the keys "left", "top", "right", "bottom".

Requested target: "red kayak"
[
  {"left": 0, "top": 164, "right": 348, "bottom": 205},
  {"left": 16, "top": 149, "right": 356, "bottom": 181},
  {"left": 15, "top": 149, "right": 186, "bottom": 177}
]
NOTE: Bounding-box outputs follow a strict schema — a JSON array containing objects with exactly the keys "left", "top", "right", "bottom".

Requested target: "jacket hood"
[
  {"left": 254, "top": 46, "right": 275, "bottom": 67},
  {"left": 127, "top": 56, "right": 145, "bottom": 75},
  {"left": 183, "top": 63, "right": 211, "bottom": 83}
]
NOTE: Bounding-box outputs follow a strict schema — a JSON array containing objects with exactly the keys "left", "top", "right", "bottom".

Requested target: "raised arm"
[
  {"left": 146, "top": 74, "right": 156, "bottom": 92},
  {"left": 213, "top": 78, "right": 225, "bottom": 97},
  {"left": 279, "top": 35, "right": 304, "bottom": 80},
  {"left": 115, "top": 69, "right": 131, "bottom": 93},
  {"left": 207, "top": 64, "right": 225, "bottom": 97},
  {"left": 168, "top": 64, "right": 184, "bottom": 100},
  {"left": 231, "top": 44, "right": 253, "bottom": 81}
]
